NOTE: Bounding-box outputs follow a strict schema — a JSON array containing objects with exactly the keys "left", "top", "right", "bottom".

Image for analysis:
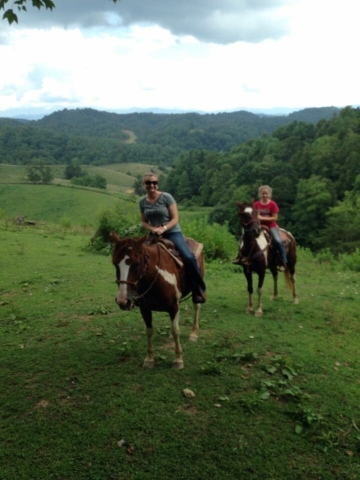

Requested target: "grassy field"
[
  {"left": 0, "top": 183, "right": 138, "bottom": 226},
  {"left": 0, "top": 163, "right": 165, "bottom": 195},
  {"left": 1, "top": 219, "right": 360, "bottom": 479},
  {"left": 0, "top": 168, "right": 204, "bottom": 229}
]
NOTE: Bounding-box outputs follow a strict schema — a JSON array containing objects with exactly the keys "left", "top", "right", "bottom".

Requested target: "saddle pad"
[
  {"left": 185, "top": 237, "right": 204, "bottom": 260},
  {"left": 157, "top": 236, "right": 203, "bottom": 267},
  {"left": 279, "top": 228, "right": 294, "bottom": 245}
]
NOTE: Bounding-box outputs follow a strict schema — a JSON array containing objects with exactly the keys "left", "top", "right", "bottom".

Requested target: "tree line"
[
  {"left": 1, "top": 105, "right": 358, "bottom": 253},
  {"left": 164, "top": 106, "right": 360, "bottom": 254},
  {"left": 0, "top": 107, "right": 338, "bottom": 169}
]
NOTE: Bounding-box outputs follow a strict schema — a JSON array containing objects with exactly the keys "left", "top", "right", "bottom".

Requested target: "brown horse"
[
  {"left": 235, "top": 201, "right": 298, "bottom": 316},
  {"left": 111, "top": 233, "right": 205, "bottom": 369}
]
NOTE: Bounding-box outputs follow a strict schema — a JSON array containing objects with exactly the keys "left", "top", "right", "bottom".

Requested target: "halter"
[
  {"left": 240, "top": 215, "right": 262, "bottom": 235},
  {"left": 115, "top": 243, "right": 162, "bottom": 301}
]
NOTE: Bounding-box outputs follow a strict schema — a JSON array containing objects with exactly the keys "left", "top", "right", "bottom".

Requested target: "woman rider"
[{"left": 139, "top": 173, "right": 207, "bottom": 303}]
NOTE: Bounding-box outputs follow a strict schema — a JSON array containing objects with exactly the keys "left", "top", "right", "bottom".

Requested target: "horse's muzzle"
[
  {"left": 251, "top": 228, "right": 261, "bottom": 238},
  {"left": 115, "top": 297, "right": 134, "bottom": 311}
]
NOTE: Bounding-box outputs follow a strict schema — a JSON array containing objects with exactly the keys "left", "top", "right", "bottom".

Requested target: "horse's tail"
[{"left": 283, "top": 268, "right": 293, "bottom": 292}]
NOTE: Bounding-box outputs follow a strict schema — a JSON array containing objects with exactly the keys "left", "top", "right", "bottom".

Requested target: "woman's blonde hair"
[
  {"left": 143, "top": 172, "right": 158, "bottom": 182},
  {"left": 258, "top": 185, "right": 273, "bottom": 197}
]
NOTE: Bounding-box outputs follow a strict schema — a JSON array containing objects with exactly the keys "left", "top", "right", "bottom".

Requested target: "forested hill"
[
  {"left": 0, "top": 106, "right": 339, "bottom": 167},
  {"left": 164, "top": 106, "right": 360, "bottom": 254}
]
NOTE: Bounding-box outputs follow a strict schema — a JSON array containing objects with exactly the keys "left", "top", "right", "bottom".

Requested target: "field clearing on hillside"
[
  {"left": 0, "top": 222, "right": 360, "bottom": 479},
  {"left": 122, "top": 129, "right": 137, "bottom": 144},
  {"left": 0, "top": 164, "right": 28, "bottom": 183},
  {"left": 96, "top": 163, "right": 165, "bottom": 177},
  {"left": 0, "top": 184, "right": 138, "bottom": 225},
  {"left": 0, "top": 163, "right": 166, "bottom": 194}
]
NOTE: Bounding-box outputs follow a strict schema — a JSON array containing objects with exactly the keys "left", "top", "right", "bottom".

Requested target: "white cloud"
[{"left": 0, "top": 0, "right": 359, "bottom": 116}]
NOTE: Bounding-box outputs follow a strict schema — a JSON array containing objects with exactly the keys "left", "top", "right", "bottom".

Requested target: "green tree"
[
  {"left": 70, "top": 174, "right": 106, "bottom": 189},
  {"left": 133, "top": 175, "right": 143, "bottom": 196},
  {"left": 317, "top": 184, "right": 360, "bottom": 254},
  {"left": 26, "top": 160, "right": 53, "bottom": 184},
  {"left": 1, "top": 0, "right": 120, "bottom": 24},
  {"left": 291, "top": 176, "right": 335, "bottom": 249},
  {"left": 64, "top": 159, "right": 84, "bottom": 180}
]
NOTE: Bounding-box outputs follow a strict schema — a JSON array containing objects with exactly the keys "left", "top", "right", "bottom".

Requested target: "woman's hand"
[{"left": 153, "top": 225, "right": 167, "bottom": 236}]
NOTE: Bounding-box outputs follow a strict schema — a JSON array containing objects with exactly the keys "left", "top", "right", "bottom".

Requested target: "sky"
[{"left": 0, "top": 0, "right": 359, "bottom": 118}]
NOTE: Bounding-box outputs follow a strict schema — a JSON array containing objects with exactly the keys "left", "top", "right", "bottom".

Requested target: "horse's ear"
[
  {"left": 235, "top": 201, "right": 241, "bottom": 209},
  {"left": 135, "top": 234, "right": 148, "bottom": 247},
  {"left": 111, "top": 232, "right": 121, "bottom": 244}
]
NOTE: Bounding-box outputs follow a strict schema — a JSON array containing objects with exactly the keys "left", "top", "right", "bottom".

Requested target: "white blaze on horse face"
[
  {"left": 244, "top": 207, "right": 253, "bottom": 215},
  {"left": 256, "top": 232, "right": 269, "bottom": 263},
  {"left": 157, "top": 267, "right": 182, "bottom": 300},
  {"left": 116, "top": 255, "right": 131, "bottom": 303}
]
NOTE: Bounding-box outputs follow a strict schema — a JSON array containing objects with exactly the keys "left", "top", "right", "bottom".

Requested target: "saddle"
[
  {"left": 261, "top": 226, "right": 292, "bottom": 246},
  {"left": 145, "top": 234, "right": 203, "bottom": 268}
]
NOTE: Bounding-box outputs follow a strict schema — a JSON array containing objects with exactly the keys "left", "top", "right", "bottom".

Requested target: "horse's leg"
[
  {"left": 140, "top": 307, "right": 155, "bottom": 369},
  {"left": 244, "top": 270, "right": 254, "bottom": 314},
  {"left": 270, "top": 267, "right": 279, "bottom": 301},
  {"left": 254, "top": 271, "right": 265, "bottom": 317},
  {"left": 189, "top": 303, "right": 201, "bottom": 342},
  {"left": 169, "top": 304, "right": 184, "bottom": 370},
  {"left": 285, "top": 259, "right": 299, "bottom": 304}
]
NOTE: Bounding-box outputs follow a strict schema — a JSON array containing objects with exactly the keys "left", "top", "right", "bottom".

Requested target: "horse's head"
[
  {"left": 235, "top": 201, "right": 262, "bottom": 238},
  {"left": 112, "top": 233, "right": 147, "bottom": 310}
]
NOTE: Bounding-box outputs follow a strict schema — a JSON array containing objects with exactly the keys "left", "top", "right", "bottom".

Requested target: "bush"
[
  {"left": 314, "top": 248, "right": 336, "bottom": 266},
  {"left": 71, "top": 174, "right": 106, "bottom": 189},
  {"left": 338, "top": 248, "right": 360, "bottom": 272},
  {"left": 181, "top": 218, "right": 238, "bottom": 261},
  {"left": 86, "top": 205, "right": 143, "bottom": 254}
]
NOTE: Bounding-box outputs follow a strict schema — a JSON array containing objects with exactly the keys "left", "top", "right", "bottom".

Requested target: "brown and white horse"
[
  {"left": 111, "top": 233, "right": 205, "bottom": 369},
  {"left": 235, "top": 201, "right": 298, "bottom": 316}
]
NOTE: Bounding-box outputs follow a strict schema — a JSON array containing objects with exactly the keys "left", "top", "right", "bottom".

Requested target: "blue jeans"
[
  {"left": 163, "top": 231, "right": 206, "bottom": 291},
  {"left": 270, "top": 227, "right": 287, "bottom": 264}
]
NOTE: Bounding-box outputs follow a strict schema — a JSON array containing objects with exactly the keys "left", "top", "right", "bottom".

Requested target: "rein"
[{"left": 241, "top": 217, "right": 262, "bottom": 232}]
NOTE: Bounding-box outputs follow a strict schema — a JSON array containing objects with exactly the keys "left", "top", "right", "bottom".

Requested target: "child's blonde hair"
[{"left": 258, "top": 185, "right": 273, "bottom": 198}]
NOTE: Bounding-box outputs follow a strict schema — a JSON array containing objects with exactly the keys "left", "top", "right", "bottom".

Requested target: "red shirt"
[{"left": 254, "top": 200, "right": 279, "bottom": 228}]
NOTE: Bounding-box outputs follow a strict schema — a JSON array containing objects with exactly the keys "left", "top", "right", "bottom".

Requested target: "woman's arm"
[
  {"left": 140, "top": 202, "right": 179, "bottom": 236},
  {"left": 140, "top": 212, "right": 156, "bottom": 234},
  {"left": 166, "top": 202, "right": 179, "bottom": 230},
  {"left": 257, "top": 212, "right": 278, "bottom": 223}
]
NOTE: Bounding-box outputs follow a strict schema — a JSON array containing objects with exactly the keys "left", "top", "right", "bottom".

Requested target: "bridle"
[
  {"left": 115, "top": 243, "right": 162, "bottom": 301},
  {"left": 240, "top": 214, "right": 262, "bottom": 236}
]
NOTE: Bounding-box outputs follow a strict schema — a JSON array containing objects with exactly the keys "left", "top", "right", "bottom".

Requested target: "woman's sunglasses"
[{"left": 145, "top": 181, "right": 158, "bottom": 186}]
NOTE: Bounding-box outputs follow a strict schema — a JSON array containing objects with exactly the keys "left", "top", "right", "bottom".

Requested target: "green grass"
[
  {"left": 0, "top": 183, "right": 139, "bottom": 226},
  {"left": 0, "top": 162, "right": 165, "bottom": 195},
  {"left": 1, "top": 220, "right": 360, "bottom": 479}
]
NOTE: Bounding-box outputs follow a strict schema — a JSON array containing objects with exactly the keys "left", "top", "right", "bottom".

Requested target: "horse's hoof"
[
  {"left": 189, "top": 333, "right": 198, "bottom": 342},
  {"left": 293, "top": 298, "right": 299, "bottom": 305},
  {"left": 255, "top": 311, "right": 263, "bottom": 317},
  {"left": 143, "top": 360, "right": 155, "bottom": 369},
  {"left": 246, "top": 309, "right": 254, "bottom": 315},
  {"left": 173, "top": 360, "right": 184, "bottom": 370}
]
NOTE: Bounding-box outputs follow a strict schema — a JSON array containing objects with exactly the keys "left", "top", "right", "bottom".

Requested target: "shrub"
[
  {"left": 71, "top": 174, "right": 107, "bottom": 189},
  {"left": 86, "top": 205, "right": 142, "bottom": 254},
  {"left": 338, "top": 248, "right": 360, "bottom": 272},
  {"left": 181, "top": 218, "right": 238, "bottom": 261},
  {"left": 315, "top": 248, "right": 336, "bottom": 266}
]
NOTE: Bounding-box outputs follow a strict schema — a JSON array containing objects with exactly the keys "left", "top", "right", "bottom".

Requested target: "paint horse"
[
  {"left": 235, "top": 201, "right": 298, "bottom": 316},
  {"left": 112, "top": 233, "right": 205, "bottom": 369}
]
